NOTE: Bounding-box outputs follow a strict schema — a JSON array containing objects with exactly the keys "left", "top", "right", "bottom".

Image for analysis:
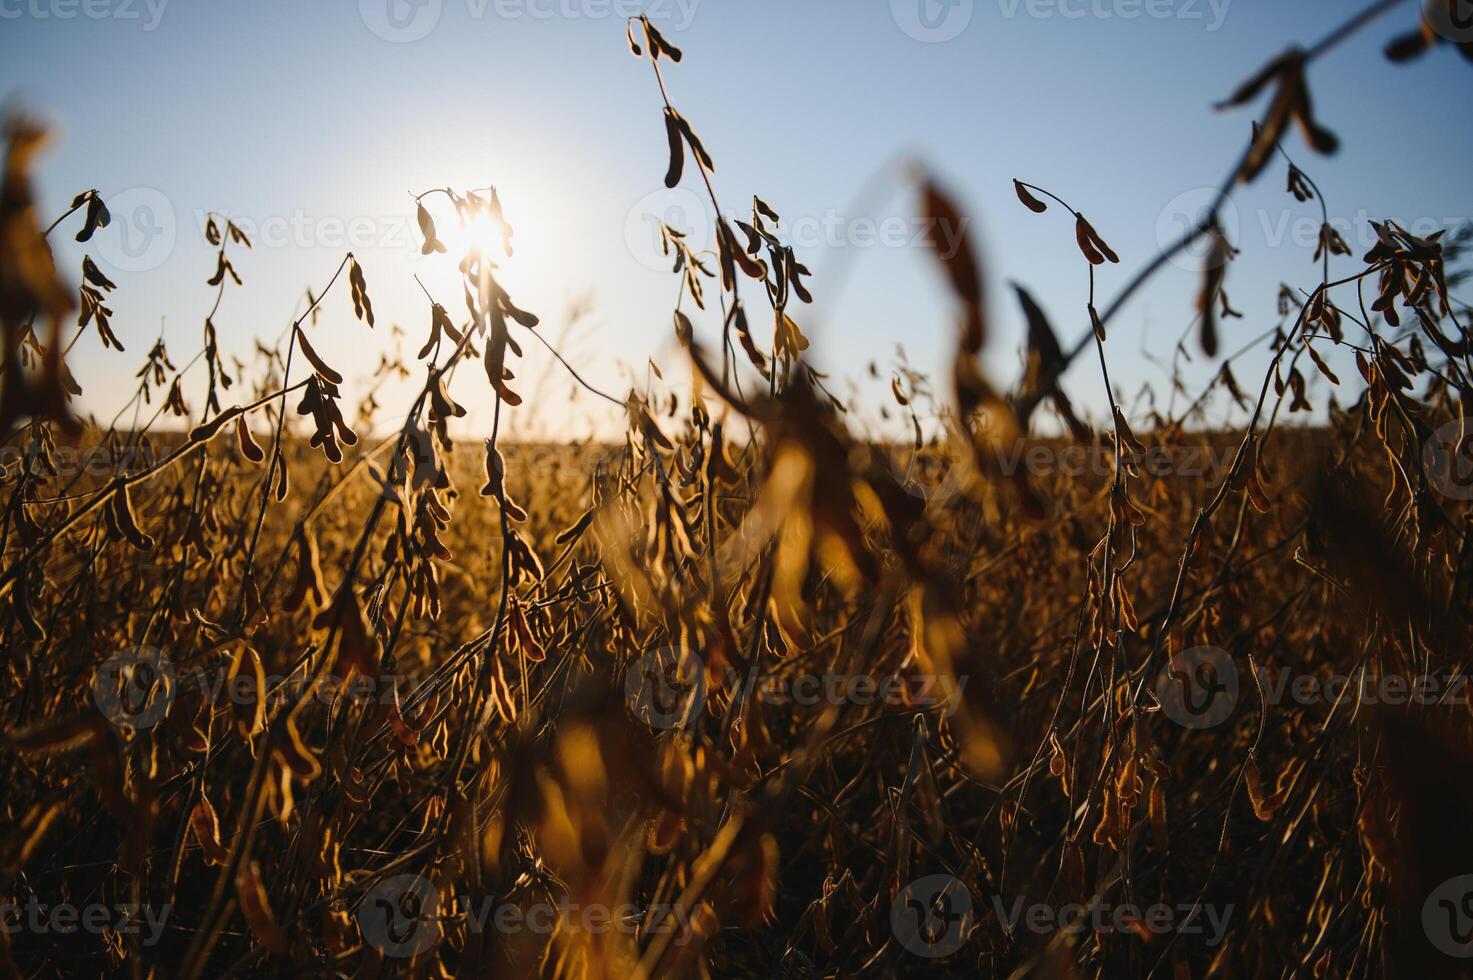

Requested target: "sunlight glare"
[{"left": 443, "top": 208, "right": 515, "bottom": 262}]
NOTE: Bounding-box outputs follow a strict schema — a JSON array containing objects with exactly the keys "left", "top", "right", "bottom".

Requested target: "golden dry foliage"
[{"left": 1, "top": 4, "right": 1472, "bottom": 978}]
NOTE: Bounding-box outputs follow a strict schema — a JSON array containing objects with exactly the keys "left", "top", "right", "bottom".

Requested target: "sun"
[{"left": 441, "top": 207, "right": 516, "bottom": 262}]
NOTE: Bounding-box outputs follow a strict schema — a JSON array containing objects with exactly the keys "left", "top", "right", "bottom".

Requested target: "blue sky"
[{"left": 3, "top": 0, "right": 1469, "bottom": 440}]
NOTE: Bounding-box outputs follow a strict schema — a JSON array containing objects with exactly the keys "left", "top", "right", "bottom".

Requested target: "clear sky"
[{"left": 3, "top": 0, "right": 1469, "bottom": 440}]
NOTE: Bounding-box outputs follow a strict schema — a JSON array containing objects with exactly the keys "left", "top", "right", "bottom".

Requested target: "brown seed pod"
[
  {"left": 347, "top": 254, "right": 374, "bottom": 327},
  {"left": 236, "top": 861, "right": 290, "bottom": 954},
  {"left": 1074, "top": 213, "right": 1118, "bottom": 265},
  {"left": 108, "top": 481, "right": 154, "bottom": 550},
  {"left": 235, "top": 414, "right": 264, "bottom": 464},
  {"left": 311, "top": 586, "right": 380, "bottom": 680},
  {"left": 190, "top": 793, "right": 229, "bottom": 866},
  {"left": 229, "top": 642, "right": 268, "bottom": 737},
  {"left": 416, "top": 201, "right": 446, "bottom": 255},
  {"left": 1014, "top": 179, "right": 1048, "bottom": 213},
  {"left": 271, "top": 715, "right": 322, "bottom": 781},
  {"left": 555, "top": 506, "right": 595, "bottom": 546},
  {"left": 663, "top": 108, "right": 685, "bottom": 188},
  {"left": 294, "top": 326, "right": 343, "bottom": 385},
  {"left": 189, "top": 405, "right": 242, "bottom": 443}
]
